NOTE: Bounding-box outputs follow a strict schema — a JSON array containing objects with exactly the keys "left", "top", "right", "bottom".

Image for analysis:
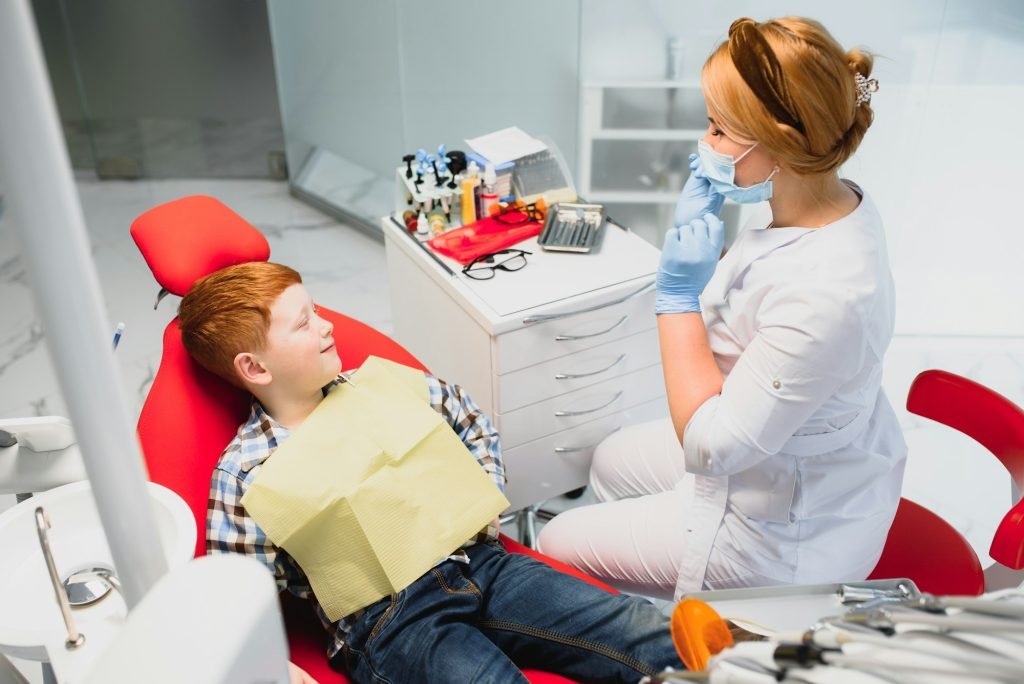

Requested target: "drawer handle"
[
  {"left": 554, "top": 391, "right": 624, "bottom": 417},
  {"left": 555, "top": 354, "right": 626, "bottom": 380},
  {"left": 554, "top": 427, "right": 623, "bottom": 453},
  {"left": 555, "top": 316, "right": 627, "bottom": 342},
  {"left": 522, "top": 280, "right": 654, "bottom": 325}
]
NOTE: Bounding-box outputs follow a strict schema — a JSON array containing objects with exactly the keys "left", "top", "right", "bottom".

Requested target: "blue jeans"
[{"left": 334, "top": 540, "right": 683, "bottom": 683}]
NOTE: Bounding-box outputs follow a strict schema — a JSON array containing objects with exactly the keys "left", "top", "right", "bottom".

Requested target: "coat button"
[{"left": 772, "top": 379, "right": 782, "bottom": 390}]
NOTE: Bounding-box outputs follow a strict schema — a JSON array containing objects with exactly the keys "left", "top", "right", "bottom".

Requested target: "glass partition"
[
  {"left": 33, "top": 0, "right": 286, "bottom": 179},
  {"left": 267, "top": 0, "right": 582, "bottom": 236}
]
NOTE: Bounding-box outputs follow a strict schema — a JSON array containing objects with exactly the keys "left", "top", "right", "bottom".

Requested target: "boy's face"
[{"left": 254, "top": 283, "right": 341, "bottom": 394}]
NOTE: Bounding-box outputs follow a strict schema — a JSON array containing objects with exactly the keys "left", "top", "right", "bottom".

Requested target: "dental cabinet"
[{"left": 382, "top": 216, "right": 668, "bottom": 511}]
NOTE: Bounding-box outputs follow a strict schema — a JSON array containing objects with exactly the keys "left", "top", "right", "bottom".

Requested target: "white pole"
[{"left": 0, "top": 0, "right": 166, "bottom": 607}]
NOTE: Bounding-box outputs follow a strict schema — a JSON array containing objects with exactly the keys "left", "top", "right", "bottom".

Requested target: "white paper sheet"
[{"left": 465, "top": 126, "right": 547, "bottom": 165}]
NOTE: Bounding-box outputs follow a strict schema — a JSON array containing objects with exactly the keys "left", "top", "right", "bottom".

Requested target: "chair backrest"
[
  {"left": 131, "top": 196, "right": 425, "bottom": 557},
  {"left": 906, "top": 369, "right": 1024, "bottom": 570}
]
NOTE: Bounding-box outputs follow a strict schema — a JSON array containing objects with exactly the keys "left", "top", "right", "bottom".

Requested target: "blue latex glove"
[
  {"left": 674, "top": 153, "right": 725, "bottom": 228},
  {"left": 655, "top": 213, "right": 725, "bottom": 314}
]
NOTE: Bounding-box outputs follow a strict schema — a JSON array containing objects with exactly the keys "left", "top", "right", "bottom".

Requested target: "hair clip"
[{"left": 855, "top": 72, "right": 879, "bottom": 107}]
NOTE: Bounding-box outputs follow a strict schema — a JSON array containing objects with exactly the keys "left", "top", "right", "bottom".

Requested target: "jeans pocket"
[
  {"left": 345, "top": 646, "right": 393, "bottom": 684},
  {"left": 368, "top": 593, "right": 400, "bottom": 640},
  {"left": 430, "top": 565, "right": 482, "bottom": 596},
  {"left": 345, "top": 595, "right": 402, "bottom": 684},
  {"left": 345, "top": 594, "right": 397, "bottom": 655}
]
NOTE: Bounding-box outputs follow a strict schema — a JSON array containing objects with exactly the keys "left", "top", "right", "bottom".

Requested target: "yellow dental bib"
[{"left": 240, "top": 356, "right": 509, "bottom": 621}]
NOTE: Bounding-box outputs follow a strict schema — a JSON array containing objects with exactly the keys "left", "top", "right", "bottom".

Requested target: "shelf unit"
[
  {"left": 578, "top": 80, "right": 730, "bottom": 245},
  {"left": 578, "top": 80, "right": 752, "bottom": 246}
]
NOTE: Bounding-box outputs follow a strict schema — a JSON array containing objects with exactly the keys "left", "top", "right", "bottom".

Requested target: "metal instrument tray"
[
  {"left": 676, "top": 578, "right": 921, "bottom": 635},
  {"left": 538, "top": 202, "right": 606, "bottom": 253}
]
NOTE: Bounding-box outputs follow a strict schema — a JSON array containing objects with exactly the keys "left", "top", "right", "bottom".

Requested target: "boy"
[{"left": 178, "top": 261, "right": 683, "bottom": 684}]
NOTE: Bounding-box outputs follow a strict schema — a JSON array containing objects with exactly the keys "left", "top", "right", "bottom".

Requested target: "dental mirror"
[{"left": 62, "top": 563, "right": 117, "bottom": 606}]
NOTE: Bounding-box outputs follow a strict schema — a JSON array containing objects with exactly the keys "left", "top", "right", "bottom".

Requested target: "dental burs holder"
[
  {"left": 35, "top": 507, "right": 85, "bottom": 649},
  {"left": 537, "top": 202, "right": 606, "bottom": 253}
]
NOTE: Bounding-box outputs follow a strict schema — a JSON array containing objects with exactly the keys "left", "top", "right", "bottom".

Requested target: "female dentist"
[{"left": 539, "top": 17, "right": 907, "bottom": 599}]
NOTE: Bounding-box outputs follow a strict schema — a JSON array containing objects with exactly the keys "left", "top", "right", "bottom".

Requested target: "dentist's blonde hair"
[{"left": 702, "top": 17, "right": 874, "bottom": 176}]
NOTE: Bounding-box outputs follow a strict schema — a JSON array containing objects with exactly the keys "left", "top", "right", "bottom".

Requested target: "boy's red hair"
[{"left": 178, "top": 262, "right": 301, "bottom": 386}]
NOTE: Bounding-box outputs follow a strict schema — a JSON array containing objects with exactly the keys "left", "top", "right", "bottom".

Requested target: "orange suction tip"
[{"left": 670, "top": 598, "right": 734, "bottom": 671}]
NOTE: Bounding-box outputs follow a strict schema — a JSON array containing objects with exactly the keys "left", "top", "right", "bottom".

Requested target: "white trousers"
[{"left": 536, "top": 418, "right": 692, "bottom": 600}]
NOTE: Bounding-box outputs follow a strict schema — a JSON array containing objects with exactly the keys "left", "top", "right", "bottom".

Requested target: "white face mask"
[{"left": 697, "top": 139, "right": 779, "bottom": 204}]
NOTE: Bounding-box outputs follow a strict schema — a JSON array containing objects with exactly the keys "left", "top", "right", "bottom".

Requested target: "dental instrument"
[
  {"left": 838, "top": 581, "right": 914, "bottom": 605},
  {"left": 687, "top": 636, "right": 1024, "bottom": 683},
  {"left": 841, "top": 605, "right": 1024, "bottom": 633},
  {"left": 838, "top": 585, "right": 1024, "bottom": 620},
  {"left": 63, "top": 565, "right": 120, "bottom": 607},
  {"left": 111, "top": 321, "right": 125, "bottom": 351},
  {"left": 35, "top": 507, "right": 85, "bottom": 649},
  {"left": 782, "top": 618, "right": 1024, "bottom": 677},
  {"left": 908, "top": 593, "right": 1024, "bottom": 620},
  {"left": 428, "top": 153, "right": 444, "bottom": 187}
]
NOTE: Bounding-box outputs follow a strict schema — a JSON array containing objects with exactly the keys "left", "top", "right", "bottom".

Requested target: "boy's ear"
[{"left": 234, "top": 352, "right": 272, "bottom": 387}]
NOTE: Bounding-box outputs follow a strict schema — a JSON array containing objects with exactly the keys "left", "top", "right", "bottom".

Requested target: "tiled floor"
[{"left": 2, "top": 179, "right": 1023, "bottom": 682}]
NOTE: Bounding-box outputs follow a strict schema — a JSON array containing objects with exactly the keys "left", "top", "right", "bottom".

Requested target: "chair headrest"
[{"left": 130, "top": 195, "right": 271, "bottom": 296}]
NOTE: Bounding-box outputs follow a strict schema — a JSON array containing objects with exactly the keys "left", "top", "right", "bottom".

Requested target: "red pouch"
[{"left": 427, "top": 215, "right": 542, "bottom": 265}]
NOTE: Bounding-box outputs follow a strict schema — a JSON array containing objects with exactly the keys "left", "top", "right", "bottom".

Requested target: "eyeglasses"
[
  {"left": 461, "top": 249, "right": 532, "bottom": 280},
  {"left": 492, "top": 200, "right": 547, "bottom": 225}
]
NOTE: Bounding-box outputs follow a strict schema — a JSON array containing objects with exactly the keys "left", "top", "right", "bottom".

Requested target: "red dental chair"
[
  {"left": 868, "top": 369, "right": 1024, "bottom": 595},
  {"left": 130, "top": 195, "right": 615, "bottom": 684}
]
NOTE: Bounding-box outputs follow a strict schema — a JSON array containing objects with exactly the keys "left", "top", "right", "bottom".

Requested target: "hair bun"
[
  {"left": 728, "top": 17, "right": 758, "bottom": 37},
  {"left": 846, "top": 48, "right": 874, "bottom": 79}
]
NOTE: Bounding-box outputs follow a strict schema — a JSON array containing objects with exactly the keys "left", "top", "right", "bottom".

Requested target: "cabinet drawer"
[
  {"left": 497, "top": 364, "right": 665, "bottom": 449},
  {"left": 494, "top": 286, "right": 655, "bottom": 374},
  {"left": 502, "top": 397, "right": 668, "bottom": 511},
  {"left": 496, "top": 329, "right": 660, "bottom": 413}
]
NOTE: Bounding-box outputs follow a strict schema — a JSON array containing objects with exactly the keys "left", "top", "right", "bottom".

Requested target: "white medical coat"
[{"left": 675, "top": 186, "right": 907, "bottom": 597}]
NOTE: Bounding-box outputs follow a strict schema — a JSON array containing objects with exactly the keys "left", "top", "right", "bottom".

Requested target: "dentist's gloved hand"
[
  {"left": 674, "top": 153, "right": 725, "bottom": 228},
  {"left": 655, "top": 213, "right": 725, "bottom": 314}
]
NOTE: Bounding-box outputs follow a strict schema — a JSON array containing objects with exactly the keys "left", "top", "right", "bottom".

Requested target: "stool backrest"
[{"left": 907, "top": 369, "right": 1024, "bottom": 569}]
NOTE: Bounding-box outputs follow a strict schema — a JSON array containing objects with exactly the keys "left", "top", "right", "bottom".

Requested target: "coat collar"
[{"left": 704, "top": 222, "right": 811, "bottom": 304}]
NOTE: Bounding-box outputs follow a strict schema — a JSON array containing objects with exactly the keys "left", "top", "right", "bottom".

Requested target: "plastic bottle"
[
  {"left": 460, "top": 161, "right": 480, "bottom": 226},
  {"left": 428, "top": 206, "right": 447, "bottom": 235},
  {"left": 416, "top": 211, "right": 429, "bottom": 236},
  {"left": 402, "top": 209, "right": 418, "bottom": 233},
  {"left": 480, "top": 163, "right": 499, "bottom": 218}
]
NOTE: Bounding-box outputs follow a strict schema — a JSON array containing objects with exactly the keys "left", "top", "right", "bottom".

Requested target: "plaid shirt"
[{"left": 207, "top": 372, "right": 504, "bottom": 660}]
